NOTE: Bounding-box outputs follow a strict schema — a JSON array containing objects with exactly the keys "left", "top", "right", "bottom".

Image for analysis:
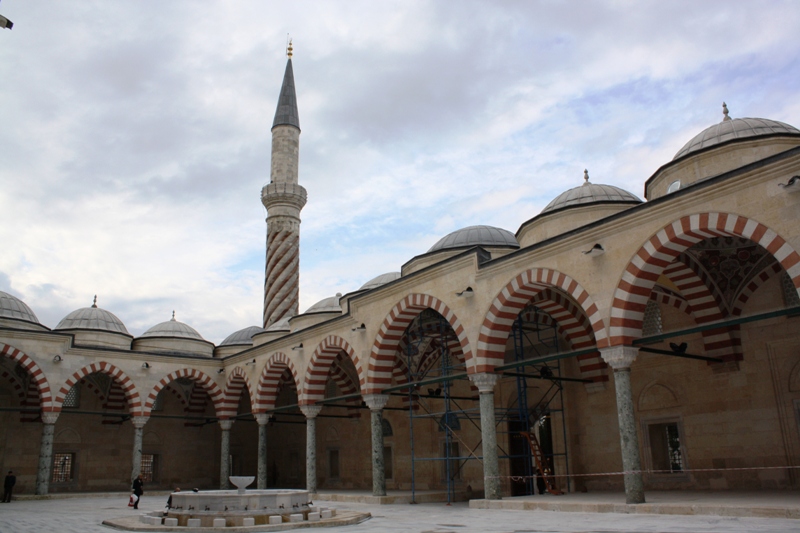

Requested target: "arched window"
[{"left": 381, "top": 417, "right": 393, "bottom": 437}]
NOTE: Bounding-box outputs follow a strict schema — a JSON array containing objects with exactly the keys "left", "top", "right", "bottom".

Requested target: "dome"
[
  {"left": 220, "top": 325, "right": 267, "bottom": 346},
  {"left": 55, "top": 297, "right": 129, "bottom": 334},
  {"left": 428, "top": 225, "right": 519, "bottom": 253},
  {"left": 304, "top": 293, "right": 342, "bottom": 314},
  {"left": 0, "top": 291, "right": 40, "bottom": 324},
  {"left": 359, "top": 272, "right": 401, "bottom": 291},
  {"left": 674, "top": 103, "right": 800, "bottom": 160},
  {"left": 140, "top": 312, "right": 203, "bottom": 340},
  {"left": 541, "top": 171, "right": 641, "bottom": 214},
  {"left": 266, "top": 316, "right": 291, "bottom": 332}
]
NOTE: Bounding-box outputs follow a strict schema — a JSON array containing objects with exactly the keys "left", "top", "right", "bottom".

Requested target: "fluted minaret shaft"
[{"left": 262, "top": 58, "right": 307, "bottom": 328}]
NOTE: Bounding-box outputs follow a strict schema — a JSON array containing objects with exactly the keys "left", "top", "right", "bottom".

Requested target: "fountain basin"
[{"left": 167, "top": 489, "right": 310, "bottom": 526}]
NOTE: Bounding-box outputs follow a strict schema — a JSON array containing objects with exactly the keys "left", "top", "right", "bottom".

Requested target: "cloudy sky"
[{"left": 1, "top": 1, "right": 798, "bottom": 343}]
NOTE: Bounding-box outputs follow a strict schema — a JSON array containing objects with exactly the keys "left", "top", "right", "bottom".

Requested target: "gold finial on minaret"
[{"left": 286, "top": 36, "right": 293, "bottom": 59}]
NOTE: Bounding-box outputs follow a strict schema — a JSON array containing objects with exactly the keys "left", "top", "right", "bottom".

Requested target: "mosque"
[{"left": 1, "top": 49, "right": 800, "bottom": 505}]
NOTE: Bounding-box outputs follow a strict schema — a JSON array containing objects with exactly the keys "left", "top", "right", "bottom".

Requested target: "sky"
[{"left": 0, "top": 1, "right": 798, "bottom": 344}]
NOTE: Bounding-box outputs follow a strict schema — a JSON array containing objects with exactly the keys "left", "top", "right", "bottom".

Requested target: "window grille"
[
  {"left": 63, "top": 386, "right": 80, "bottom": 409},
  {"left": 52, "top": 453, "right": 74, "bottom": 483},
  {"left": 642, "top": 300, "right": 662, "bottom": 337}
]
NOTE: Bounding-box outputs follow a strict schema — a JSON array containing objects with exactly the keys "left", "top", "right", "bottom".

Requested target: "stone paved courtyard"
[{"left": 1, "top": 494, "right": 799, "bottom": 532}]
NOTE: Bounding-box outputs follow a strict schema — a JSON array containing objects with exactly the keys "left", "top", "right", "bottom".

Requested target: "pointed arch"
[
  {"left": 55, "top": 362, "right": 142, "bottom": 416},
  {"left": 302, "top": 335, "right": 362, "bottom": 405},
  {"left": 366, "top": 294, "right": 471, "bottom": 395},
  {"left": 255, "top": 352, "right": 299, "bottom": 413},
  {"left": 218, "top": 367, "right": 254, "bottom": 419},
  {"left": 144, "top": 368, "right": 222, "bottom": 418},
  {"left": 732, "top": 260, "right": 783, "bottom": 316},
  {"left": 477, "top": 269, "right": 606, "bottom": 373},
  {"left": 610, "top": 213, "right": 800, "bottom": 345},
  {"left": 0, "top": 342, "right": 53, "bottom": 412}
]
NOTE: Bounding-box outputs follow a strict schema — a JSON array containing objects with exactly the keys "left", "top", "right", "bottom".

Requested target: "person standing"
[
  {"left": 3, "top": 470, "right": 16, "bottom": 502},
  {"left": 132, "top": 474, "right": 143, "bottom": 510}
]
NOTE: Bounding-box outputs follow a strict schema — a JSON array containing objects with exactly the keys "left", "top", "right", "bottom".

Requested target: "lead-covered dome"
[
  {"left": 428, "top": 225, "right": 519, "bottom": 253},
  {"left": 360, "top": 272, "right": 401, "bottom": 291},
  {"left": 55, "top": 297, "right": 129, "bottom": 334},
  {"left": 674, "top": 103, "right": 800, "bottom": 160},
  {"left": 542, "top": 171, "right": 641, "bottom": 214},
  {"left": 140, "top": 312, "right": 203, "bottom": 340},
  {"left": 220, "top": 325, "right": 267, "bottom": 346},
  {"left": 304, "top": 293, "right": 342, "bottom": 314},
  {"left": 0, "top": 291, "right": 40, "bottom": 324}
]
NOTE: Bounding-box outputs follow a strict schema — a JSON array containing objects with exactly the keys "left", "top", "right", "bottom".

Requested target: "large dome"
[
  {"left": 359, "top": 272, "right": 401, "bottom": 291},
  {"left": 140, "top": 312, "right": 203, "bottom": 340},
  {"left": 541, "top": 171, "right": 641, "bottom": 214},
  {"left": 220, "top": 325, "right": 266, "bottom": 346},
  {"left": 304, "top": 294, "right": 342, "bottom": 314},
  {"left": 0, "top": 291, "right": 40, "bottom": 324},
  {"left": 266, "top": 316, "right": 291, "bottom": 332},
  {"left": 55, "top": 297, "right": 129, "bottom": 334},
  {"left": 428, "top": 225, "right": 518, "bottom": 253},
  {"left": 673, "top": 103, "right": 800, "bottom": 160}
]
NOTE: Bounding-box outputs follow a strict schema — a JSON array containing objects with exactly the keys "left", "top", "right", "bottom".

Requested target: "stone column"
[
  {"left": 600, "top": 345, "right": 645, "bottom": 504},
  {"left": 219, "top": 419, "right": 234, "bottom": 489},
  {"left": 130, "top": 416, "right": 149, "bottom": 484},
  {"left": 300, "top": 405, "right": 322, "bottom": 495},
  {"left": 254, "top": 414, "right": 271, "bottom": 489},
  {"left": 35, "top": 411, "right": 60, "bottom": 495},
  {"left": 469, "top": 373, "right": 501, "bottom": 500},
  {"left": 364, "top": 394, "right": 390, "bottom": 497}
]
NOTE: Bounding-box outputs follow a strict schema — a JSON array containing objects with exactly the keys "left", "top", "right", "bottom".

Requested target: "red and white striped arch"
[
  {"left": 0, "top": 343, "right": 53, "bottom": 412},
  {"left": 218, "top": 367, "right": 254, "bottom": 419},
  {"left": 144, "top": 368, "right": 222, "bottom": 418},
  {"left": 55, "top": 362, "right": 142, "bottom": 416},
  {"left": 301, "top": 335, "right": 361, "bottom": 405},
  {"left": 328, "top": 355, "right": 361, "bottom": 417},
  {"left": 0, "top": 369, "right": 40, "bottom": 422},
  {"left": 650, "top": 286, "right": 692, "bottom": 316},
  {"left": 254, "top": 352, "right": 299, "bottom": 413},
  {"left": 477, "top": 269, "right": 606, "bottom": 373},
  {"left": 366, "top": 294, "right": 471, "bottom": 395},
  {"left": 610, "top": 213, "right": 800, "bottom": 346},
  {"left": 733, "top": 260, "right": 783, "bottom": 316}
]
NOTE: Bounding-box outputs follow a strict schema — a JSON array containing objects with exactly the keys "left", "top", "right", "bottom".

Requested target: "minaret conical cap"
[{"left": 272, "top": 58, "right": 300, "bottom": 130}]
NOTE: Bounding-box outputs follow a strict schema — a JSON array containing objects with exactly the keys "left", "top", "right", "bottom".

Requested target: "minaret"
[{"left": 261, "top": 41, "right": 307, "bottom": 327}]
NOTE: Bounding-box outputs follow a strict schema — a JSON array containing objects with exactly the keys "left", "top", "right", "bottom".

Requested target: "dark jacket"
[
  {"left": 4, "top": 474, "right": 15, "bottom": 490},
  {"left": 132, "top": 478, "right": 144, "bottom": 496}
]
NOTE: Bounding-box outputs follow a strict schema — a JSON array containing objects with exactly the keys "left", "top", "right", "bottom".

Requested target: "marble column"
[
  {"left": 35, "top": 411, "right": 60, "bottom": 495},
  {"left": 219, "top": 419, "right": 234, "bottom": 489},
  {"left": 364, "top": 394, "right": 390, "bottom": 497},
  {"left": 130, "top": 416, "right": 149, "bottom": 484},
  {"left": 254, "top": 414, "right": 271, "bottom": 489},
  {"left": 600, "top": 345, "right": 645, "bottom": 504},
  {"left": 300, "top": 405, "right": 322, "bottom": 495},
  {"left": 469, "top": 373, "right": 501, "bottom": 500}
]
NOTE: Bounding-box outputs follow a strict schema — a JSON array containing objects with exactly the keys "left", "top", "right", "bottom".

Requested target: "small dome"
[
  {"left": 360, "top": 272, "right": 401, "bottom": 291},
  {"left": 55, "top": 296, "right": 129, "bottom": 334},
  {"left": 304, "top": 293, "right": 342, "bottom": 314},
  {"left": 140, "top": 312, "right": 203, "bottom": 340},
  {"left": 220, "top": 325, "right": 267, "bottom": 346},
  {"left": 266, "top": 316, "right": 291, "bottom": 332},
  {"left": 674, "top": 103, "right": 800, "bottom": 160},
  {"left": 0, "top": 291, "right": 40, "bottom": 324},
  {"left": 541, "top": 170, "right": 641, "bottom": 214},
  {"left": 428, "top": 225, "right": 519, "bottom": 253}
]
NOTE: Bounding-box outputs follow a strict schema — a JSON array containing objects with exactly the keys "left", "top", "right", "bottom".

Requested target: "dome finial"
[
  {"left": 583, "top": 169, "right": 591, "bottom": 185},
  {"left": 171, "top": 310, "right": 176, "bottom": 321},
  {"left": 722, "top": 102, "right": 731, "bottom": 121},
  {"left": 286, "top": 36, "right": 293, "bottom": 59},
  {"left": 92, "top": 295, "right": 97, "bottom": 308}
]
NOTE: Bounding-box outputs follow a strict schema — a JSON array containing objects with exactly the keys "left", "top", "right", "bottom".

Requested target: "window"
[
  {"left": 141, "top": 454, "right": 157, "bottom": 482},
  {"left": 642, "top": 300, "right": 662, "bottom": 337},
  {"left": 383, "top": 446, "right": 393, "bottom": 480},
  {"left": 648, "top": 422, "right": 683, "bottom": 473},
  {"left": 52, "top": 453, "right": 75, "bottom": 483},
  {"left": 782, "top": 272, "right": 800, "bottom": 307},
  {"left": 381, "top": 417, "right": 393, "bottom": 437},
  {"left": 667, "top": 180, "right": 681, "bottom": 194},
  {"left": 63, "top": 386, "right": 80, "bottom": 409},
  {"left": 328, "top": 449, "right": 340, "bottom": 479},
  {"left": 441, "top": 441, "right": 461, "bottom": 481},
  {"left": 151, "top": 390, "right": 165, "bottom": 412},
  {"left": 438, "top": 412, "right": 460, "bottom": 432}
]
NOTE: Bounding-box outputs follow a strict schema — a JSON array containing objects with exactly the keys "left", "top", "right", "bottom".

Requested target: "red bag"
[{"left": 128, "top": 494, "right": 138, "bottom": 507}]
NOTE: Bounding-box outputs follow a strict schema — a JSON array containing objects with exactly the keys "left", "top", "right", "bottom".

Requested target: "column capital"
[
  {"left": 218, "top": 419, "right": 234, "bottom": 431},
  {"left": 254, "top": 413, "right": 272, "bottom": 426},
  {"left": 600, "top": 345, "right": 639, "bottom": 370},
  {"left": 363, "top": 394, "right": 389, "bottom": 411},
  {"left": 469, "top": 372, "right": 499, "bottom": 393},
  {"left": 41, "top": 412, "right": 60, "bottom": 425},
  {"left": 131, "top": 416, "right": 149, "bottom": 429},
  {"left": 300, "top": 405, "right": 322, "bottom": 419}
]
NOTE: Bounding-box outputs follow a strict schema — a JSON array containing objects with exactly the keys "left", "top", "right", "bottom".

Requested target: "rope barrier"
[{"left": 489, "top": 464, "right": 800, "bottom": 481}]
